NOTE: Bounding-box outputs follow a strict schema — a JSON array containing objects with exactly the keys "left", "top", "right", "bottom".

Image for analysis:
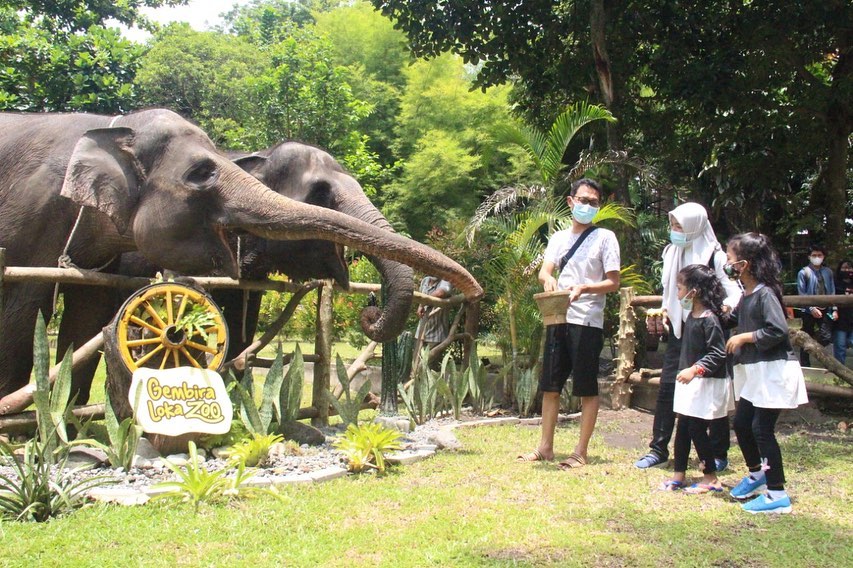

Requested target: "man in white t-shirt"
[{"left": 517, "top": 178, "right": 621, "bottom": 469}]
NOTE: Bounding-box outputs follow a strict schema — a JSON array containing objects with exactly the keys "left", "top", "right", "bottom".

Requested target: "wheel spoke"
[
  {"left": 159, "top": 350, "right": 170, "bottom": 370},
  {"left": 126, "top": 337, "right": 163, "bottom": 348},
  {"left": 175, "top": 293, "right": 190, "bottom": 323},
  {"left": 180, "top": 347, "right": 203, "bottom": 369},
  {"left": 171, "top": 349, "right": 181, "bottom": 368},
  {"left": 185, "top": 340, "right": 218, "bottom": 354},
  {"left": 165, "top": 289, "right": 174, "bottom": 325},
  {"left": 134, "top": 344, "right": 164, "bottom": 367},
  {"left": 142, "top": 301, "right": 167, "bottom": 329},
  {"left": 129, "top": 316, "right": 162, "bottom": 335}
]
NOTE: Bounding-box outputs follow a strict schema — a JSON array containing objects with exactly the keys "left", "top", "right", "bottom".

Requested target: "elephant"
[{"left": 0, "top": 109, "right": 483, "bottom": 401}]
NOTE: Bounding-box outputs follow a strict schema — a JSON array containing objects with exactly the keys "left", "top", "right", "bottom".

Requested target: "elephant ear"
[
  {"left": 60, "top": 127, "right": 144, "bottom": 235},
  {"left": 232, "top": 155, "right": 269, "bottom": 184}
]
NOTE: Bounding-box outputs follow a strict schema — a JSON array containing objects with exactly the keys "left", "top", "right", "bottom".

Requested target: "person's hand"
[
  {"left": 810, "top": 307, "right": 822, "bottom": 318},
  {"left": 567, "top": 284, "right": 585, "bottom": 304},
  {"left": 721, "top": 304, "right": 732, "bottom": 315},
  {"left": 542, "top": 275, "right": 558, "bottom": 293},
  {"left": 417, "top": 305, "right": 425, "bottom": 318},
  {"left": 726, "top": 332, "right": 752, "bottom": 354},
  {"left": 676, "top": 367, "right": 696, "bottom": 384}
]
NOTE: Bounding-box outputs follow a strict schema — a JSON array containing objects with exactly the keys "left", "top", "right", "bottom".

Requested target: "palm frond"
[
  {"left": 565, "top": 149, "right": 658, "bottom": 188},
  {"left": 465, "top": 184, "right": 548, "bottom": 244},
  {"left": 592, "top": 202, "right": 637, "bottom": 228},
  {"left": 541, "top": 102, "right": 616, "bottom": 183}
]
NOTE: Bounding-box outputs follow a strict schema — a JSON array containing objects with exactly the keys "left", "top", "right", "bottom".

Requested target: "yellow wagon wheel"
[{"left": 116, "top": 283, "right": 229, "bottom": 373}]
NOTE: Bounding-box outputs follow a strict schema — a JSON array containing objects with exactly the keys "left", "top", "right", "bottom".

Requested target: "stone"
[
  {"left": 143, "top": 484, "right": 177, "bottom": 497},
  {"left": 385, "top": 449, "right": 435, "bottom": 465},
  {"left": 88, "top": 487, "right": 149, "bottom": 506},
  {"left": 211, "top": 446, "right": 231, "bottom": 459},
  {"left": 413, "top": 444, "right": 438, "bottom": 452},
  {"left": 164, "top": 453, "right": 189, "bottom": 466},
  {"left": 269, "top": 474, "right": 314, "bottom": 486},
  {"left": 453, "top": 417, "right": 520, "bottom": 428},
  {"left": 279, "top": 421, "right": 326, "bottom": 446},
  {"left": 131, "top": 456, "right": 153, "bottom": 469},
  {"left": 428, "top": 430, "right": 462, "bottom": 451},
  {"left": 134, "top": 437, "right": 161, "bottom": 460},
  {"left": 64, "top": 446, "right": 108, "bottom": 470},
  {"left": 309, "top": 466, "right": 348, "bottom": 482},
  {"left": 238, "top": 476, "right": 271, "bottom": 488},
  {"left": 373, "top": 415, "right": 412, "bottom": 433}
]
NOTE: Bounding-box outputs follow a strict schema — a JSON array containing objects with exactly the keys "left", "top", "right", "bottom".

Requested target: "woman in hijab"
[{"left": 635, "top": 202, "right": 742, "bottom": 470}]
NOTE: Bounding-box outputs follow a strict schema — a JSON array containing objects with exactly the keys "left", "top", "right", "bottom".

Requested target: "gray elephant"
[{"left": 0, "top": 110, "right": 483, "bottom": 400}]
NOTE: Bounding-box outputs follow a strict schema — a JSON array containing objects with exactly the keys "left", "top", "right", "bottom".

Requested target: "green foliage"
[
  {"left": 398, "top": 348, "right": 446, "bottom": 425},
  {"left": 98, "top": 387, "right": 144, "bottom": 470},
  {"left": 276, "top": 344, "right": 304, "bottom": 424},
  {"left": 0, "top": 438, "right": 114, "bottom": 523},
  {"left": 151, "top": 441, "right": 231, "bottom": 514},
  {"left": 326, "top": 354, "right": 372, "bottom": 428},
  {"left": 31, "top": 313, "right": 75, "bottom": 464},
  {"left": 333, "top": 422, "right": 402, "bottom": 474},
  {"left": 437, "top": 353, "right": 467, "bottom": 420},
  {"left": 465, "top": 345, "right": 494, "bottom": 415},
  {"left": 226, "top": 433, "right": 284, "bottom": 468},
  {"left": 174, "top": 304, "right": 218, "bottom": 342},
  {"left": 514, "top": 365, "right": 539, "bottom": 418}
]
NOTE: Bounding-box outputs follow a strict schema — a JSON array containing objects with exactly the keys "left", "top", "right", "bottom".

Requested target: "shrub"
[{"left": 333, "top": 422, "right": 402, "bottom": 474}]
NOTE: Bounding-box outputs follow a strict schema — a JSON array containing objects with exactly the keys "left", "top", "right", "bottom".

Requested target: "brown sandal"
[
  {"left": 558, "top": 452, "right": 587, "bottom": 469},
  {"left": 516, "top": 449, "right": 552, "bottom": 462}
]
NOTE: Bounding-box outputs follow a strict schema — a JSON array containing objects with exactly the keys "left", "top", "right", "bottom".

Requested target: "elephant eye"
[{"left": 186, "top": 159, "right": 219, "bottom": 189}]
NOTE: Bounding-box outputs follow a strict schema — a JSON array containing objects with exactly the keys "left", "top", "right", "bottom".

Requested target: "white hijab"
[{"left": 661, "top": 202, "right": 722, "bottom": 338}]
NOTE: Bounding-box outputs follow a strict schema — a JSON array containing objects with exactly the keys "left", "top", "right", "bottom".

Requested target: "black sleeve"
[
  {"left": 752, "top": 289, "right": 788, "bottom": 351},
  {"left": 694, "top": 317, "right": 727, "bottom": 377}
]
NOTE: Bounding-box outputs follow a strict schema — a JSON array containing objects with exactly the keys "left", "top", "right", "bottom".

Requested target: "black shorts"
[{"left": 540, "top": 323, "right": 604, "bottom": 397}]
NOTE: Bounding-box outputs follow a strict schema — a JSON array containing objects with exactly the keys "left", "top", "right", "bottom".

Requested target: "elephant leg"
[
  {"left": 0, "top": 283, "right": 54, "bottom": 397},
  {"left": 57, "top": 285, "right": 119, "bottom": 405},
  {"left": 214, "top": 289, "right": 263, "bottom": 360}
]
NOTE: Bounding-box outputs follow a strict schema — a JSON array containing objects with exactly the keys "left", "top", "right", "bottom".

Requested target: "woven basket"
[{"left": 533, "top": 290, "right": 571, "bottom": 326}]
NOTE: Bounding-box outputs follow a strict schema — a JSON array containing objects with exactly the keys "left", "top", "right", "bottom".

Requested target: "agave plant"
[
  {"left": 333, "top": 422, "right": 403, "bottom": 474},
  {"left": 151, "top": 441, "right": 230, "bottom": 514},
  {"left": 226, "top": 432, "right": 284, "bottom": 467}
]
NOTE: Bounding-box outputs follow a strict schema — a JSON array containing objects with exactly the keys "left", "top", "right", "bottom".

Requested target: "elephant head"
[
  {"left": 231, "top": 142, "right": 413, "bottom": 343},
  {"left": 59, "top": 110, "right": 482, "bottom": 302}
]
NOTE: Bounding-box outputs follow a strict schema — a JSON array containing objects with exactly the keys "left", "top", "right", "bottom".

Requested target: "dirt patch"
[{"left": 596, "top": 408, "right": 655, "bottom": 451}]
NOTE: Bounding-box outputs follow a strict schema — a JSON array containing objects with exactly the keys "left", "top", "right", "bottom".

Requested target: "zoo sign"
[{"left": 129, "top": 368, "right": 232, "bottom": 436}]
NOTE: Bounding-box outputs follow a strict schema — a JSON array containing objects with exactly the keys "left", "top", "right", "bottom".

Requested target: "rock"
[
  {"left": 309, "top": 466, "right": 348, "bottom": 482},
  {"left": 164, "top": 453, "right": 190, "bottom": 466},
  {"left": 268, "top": 442, "right": 291, "bottom": 459},
  {"left": 427, "top": 430, "right": 462, "bottom": 451},
  {"left": 134, "top": 437, "right": 161, "bottom": 460},
  {"left": 131, "top": 456, "right": 153, "bottom": 469},
  {"left": 838, "top": 421, "right": 848, "bottom": 433},
  {"left": 373, "top": 415, "right": 412, "bottom": 433},
  {"left": 211, "top": 446, "right": 231, "bottom": 459},
  {"left": 65, "top": 446, "right": 109, "bottom": 470},
  {"left": 280, "top": 421, "right": 326, "bottom": 446},
  {"left": 269, "top": 473, "right": 314, "bottom": 486},
  {"left": 88, "top": 487, "right": 149, "bottom": 506},
  {"left": 385, "top": 449, "right": 435, "bottom": 465}
]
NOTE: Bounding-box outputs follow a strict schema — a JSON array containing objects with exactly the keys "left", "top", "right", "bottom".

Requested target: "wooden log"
[
  {"left": 611, "top": 287, "right": 637, "bottom": 410},
  {"left": 228, "top": 281, "right": 321, "bottom": 371},
  {"left": 0, "top": 332, "right": 105, "bottom": 416},
  {"left": 790, "top": 329, "right": 853, "bottom": 387},
  {"left": 631, "top": 293, "right": 853, "bottom": 309},
  {"left": 346, "top": 341, "right": 379, "bottom": 382},
  {"left": 312, "top": 280, "right": 333, "bottom": 427},
  {"left": 246, "top": 354, "right": 320, "bottom": 368},
  {"left": 0, "top": 404, "right": 105, "bottom": 435},
  {"left": 624, "top": 371, "right": 853, "bottom": 399}
]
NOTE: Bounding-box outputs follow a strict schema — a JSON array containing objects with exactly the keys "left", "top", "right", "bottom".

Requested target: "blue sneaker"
[
  {"left": 634, "top": 453, "right": 667, "bottom": 469},
  {"left": 742, "top": 493, "right": 792, "bottom": 514},
  {"left": 730, "top": 474, "right": 767, "bottom": 500},
  {"left": 715, "top": 458, "right": 729, "bottom": 472}
]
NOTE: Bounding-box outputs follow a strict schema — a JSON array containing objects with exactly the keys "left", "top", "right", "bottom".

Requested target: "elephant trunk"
[
  {"left": 337, "top": 191, "right": 414, "bottom": 343},
  {"left": 218, "top": 169, "right": 483, "bottom": 302}
]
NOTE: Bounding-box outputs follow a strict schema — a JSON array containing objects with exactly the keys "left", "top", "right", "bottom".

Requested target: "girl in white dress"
[
  {"left": 724, "top": 233, "right": 808, "bottom": 514},
  {"left": 660, "top": 264, "right": 731, "bottom": 493}
]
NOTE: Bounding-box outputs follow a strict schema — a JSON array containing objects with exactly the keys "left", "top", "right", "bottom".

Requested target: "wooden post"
[
  {"left": 312, "top": 279, "right": 333, "bottom": 427},
  {"left": 463, "top": 301, "right": 480, "bottom": 367},
  {"left": 611, "top": 286, "right": 636, "bottom": 410}
]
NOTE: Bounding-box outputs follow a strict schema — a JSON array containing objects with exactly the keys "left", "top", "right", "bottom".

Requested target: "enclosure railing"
[
  {"left": 611, "top": 287, "right": 853, "bottom": 410},
  {"left": 0, "top": 248, "right": 470, "bottom": 429}
]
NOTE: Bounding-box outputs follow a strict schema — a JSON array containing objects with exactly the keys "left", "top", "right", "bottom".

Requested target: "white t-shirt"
[{"left": 543, "top": 227, "right": 621, "bottom": 329}]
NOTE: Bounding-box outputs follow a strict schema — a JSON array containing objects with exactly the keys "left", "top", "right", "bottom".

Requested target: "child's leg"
[
  {"left": 733, "top": 398, "right": 763, "bottom": 474},
  {"left": 752, "top": 406, "right": 784, "bottom": 490},
  {"left": 660, "top": 415, "right": 689, "bottom": 490},
  {"left": 687, "top": 417, "right": 720, "bottom": 487}
]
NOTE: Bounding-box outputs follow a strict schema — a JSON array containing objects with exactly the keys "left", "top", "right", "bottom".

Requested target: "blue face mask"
[
  {"left": 670, "top": 230, "right": 690, "bottom": 248},
  {"left": 679, "top": 293, "right": 694, "bottom": 312},
  {"left": 572, "top": 203, "right": 599, "bottom": 225}
]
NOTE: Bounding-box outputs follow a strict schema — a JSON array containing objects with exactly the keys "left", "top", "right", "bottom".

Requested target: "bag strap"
[{"left": 557, "top": 226, "right": 598, "bottom": 273}]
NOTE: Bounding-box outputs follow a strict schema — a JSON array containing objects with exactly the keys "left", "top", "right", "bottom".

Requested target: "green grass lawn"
[{"left": 1, "top": 412, "right": 850, "bottom": 567}]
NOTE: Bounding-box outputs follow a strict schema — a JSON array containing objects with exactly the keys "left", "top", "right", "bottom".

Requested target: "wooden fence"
[
  {"left": 0, "top": 247, "right": 470, "bottom": 430},
  {"left": 611, "top": 287, "right": 853, "bottom": 410}
]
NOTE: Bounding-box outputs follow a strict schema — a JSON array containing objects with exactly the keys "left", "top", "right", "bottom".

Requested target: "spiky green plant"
[
  {"left": 231, "top": 344, "right": 304, "bottom": 435},
  {"left": 514, "top": 364, "right": 539, "bottom": 418},
  {"left": 326, "top": 353, "right": 372, "bottom": 427},
  {"left": 226, "top": 433, "right": 283, "bottom": 467},
  {"left": 150, "top": 441, "right": 230, "bottom": 514},
  {"left": 91, "top": 386, "right": 144, "bottom": 470},
  {"left": 465, "top": 345, "right": 494, "bottom": 415},
  {"left": 438, "top": 353, "right": 468, "bottom": 420},
  {"left": 0, "top": 438, "right": 115, "bottom": 522},
  {"left": 276, "top": 344, "right": 303, "bottom": 424},
  {"left": 333, "top": 422, "right": 403, "bottom": 474},
  {"left": 398, "top": 348, "right": 445, "bottom": 425},
  {"left": 31, "top": 312, "right": 75, "bottom": 463}
]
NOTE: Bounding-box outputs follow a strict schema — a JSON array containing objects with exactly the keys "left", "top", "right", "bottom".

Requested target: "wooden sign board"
[{"left": 129, "top": 368, "right": 232, "bottom": 436}]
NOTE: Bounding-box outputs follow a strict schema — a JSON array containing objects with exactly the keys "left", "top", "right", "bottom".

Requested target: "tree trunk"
[
  {"left": 589, "top": 0, "right": 629, "bottom": 205},
  {"left": 824, "top": 47, "right": 851, "bottom": 260}
]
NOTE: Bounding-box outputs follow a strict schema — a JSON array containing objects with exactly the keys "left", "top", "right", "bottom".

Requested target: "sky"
[{"left": 118, "top": 0, "right": 251, "bottom": 42}]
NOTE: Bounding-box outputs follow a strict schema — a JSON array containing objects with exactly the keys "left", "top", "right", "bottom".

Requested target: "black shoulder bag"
[{"left": 556, "top": 226, "right": 598, "bottom": 273}]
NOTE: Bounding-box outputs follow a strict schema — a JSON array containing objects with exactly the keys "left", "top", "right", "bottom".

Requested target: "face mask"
[
  {"left": 670, "top": 230, "right": 690, "bottom": 248},
  {"left": 679, "top": 292, "right": 694, "bottom": 312},
  {"left": 572, "top": 202, "right": 599, "bottom": 225},
  {"left": 724, "top": 260, "right": 744, "bottom": 280},
  {"left": 809, "top": 256, "right": 823, "bottom": 267}
]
